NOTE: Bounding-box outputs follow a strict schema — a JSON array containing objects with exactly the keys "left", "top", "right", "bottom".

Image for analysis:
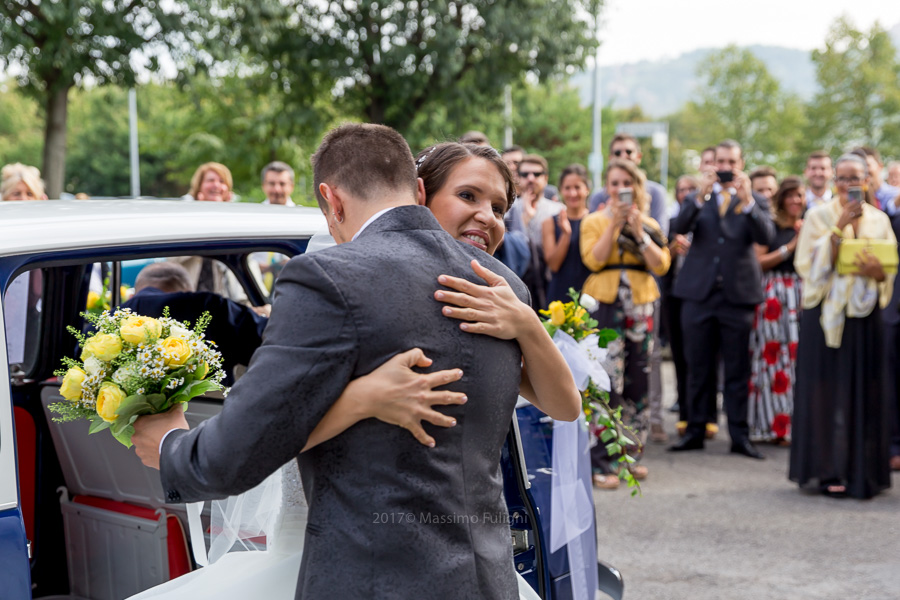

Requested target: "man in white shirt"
[
  {"left": 804, "top": 151, "right": 833, "bottom": 209},
  {"left": 261, "top": 161, "right": 296, "bottom": 206}
]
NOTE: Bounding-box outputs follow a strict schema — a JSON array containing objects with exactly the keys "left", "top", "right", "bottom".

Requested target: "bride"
[{"left": 130, "top": 142, "right": 582, "bottom": 600}]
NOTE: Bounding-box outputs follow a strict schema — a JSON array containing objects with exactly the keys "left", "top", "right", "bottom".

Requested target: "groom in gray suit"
[{"left": 133, "top": 124, "right": 528, "bottom": 599}]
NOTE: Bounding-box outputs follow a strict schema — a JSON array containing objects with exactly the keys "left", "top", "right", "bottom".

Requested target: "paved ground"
[{"left": 594, "top": 361, "right": 900, "bottom": 600}]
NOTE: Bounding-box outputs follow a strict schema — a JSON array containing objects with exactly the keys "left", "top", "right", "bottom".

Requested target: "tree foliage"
[
  {"left": 805, "top": 17, "right": 900, "bottom": 157},
  {"left": 214, "top": 0, "right": 602, "bottom": 134},
  {"left": 0, "top": 0, "right": 211, "bottom": 196}
]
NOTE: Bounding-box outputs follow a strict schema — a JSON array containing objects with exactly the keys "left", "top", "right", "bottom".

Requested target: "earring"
[{"left": 333, "top": 212, "right": 344, "bottom": 224}]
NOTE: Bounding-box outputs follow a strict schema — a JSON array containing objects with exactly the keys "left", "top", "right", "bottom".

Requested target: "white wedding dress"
[{"left": 129, "top": 460, "right": 540, "bottom": 600}]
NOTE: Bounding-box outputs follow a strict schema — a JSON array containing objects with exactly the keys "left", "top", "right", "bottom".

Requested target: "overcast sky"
[{"left": 595, "top": 0, "right": 900, "bottom": 66}]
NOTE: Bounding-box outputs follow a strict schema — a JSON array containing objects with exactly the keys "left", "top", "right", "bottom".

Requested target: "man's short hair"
[
  {"left": 459, "top": 130, "right": 490, "bottom": 146},
  {"left": 520, "top": 153, "right": 548, "bottom": 173},
  {"left": 749, "top": 166, "right": 777, "bottom": 182},
  {"left": 310, "top": 123, "right": 417, "bottom": 210},
  {"left": 609, "top": 133, "right": 640, "bottom": 153},
  {"left": 806, "top": 150, "right": 831, "bottom": 166},
  {"left": 261, "top": 161, "right": 295, "bottom": 184},
  {"left": 716, "top": 139, "right": 743, "bottom": 159},
  {"left": 135, "top": 262, "right": 194, "bottom": 294},
  {"left": 853, "top": 146, "right": 883, "bottom": 164},
  {"left": 501, "top": 145, "right": 525, "bottom": 156},
  {"left": 701, "top": 146, "right": 716, "bottom": 156}
]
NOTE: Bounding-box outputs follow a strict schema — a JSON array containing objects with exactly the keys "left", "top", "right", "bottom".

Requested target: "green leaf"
[
  {"left": 88, "top": 418, "right": 111, "bottom": 434},
  {"left": 594, "top": 329, "right": 618, "bottom": 348}
]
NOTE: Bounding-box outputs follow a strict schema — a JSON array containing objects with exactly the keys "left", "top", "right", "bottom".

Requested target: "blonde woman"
[
  {"left": 580, "top": 159, "right": 670, "bottom": 488},
  {"left": 1, "top": 163, "right": 47, "bottom": 201},
  {"left": 188, "top": 162, "right": 233, "bottom": 202}
]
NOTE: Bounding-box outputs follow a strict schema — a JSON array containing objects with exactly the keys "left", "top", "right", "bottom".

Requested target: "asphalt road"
[{"left": 594, "top": 361, "right": 900, "bottom": 600}]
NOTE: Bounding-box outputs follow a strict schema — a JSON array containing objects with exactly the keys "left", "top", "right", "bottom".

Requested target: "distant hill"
[{"left": 573, "top": 25, "right": 900, "bottom": 117}]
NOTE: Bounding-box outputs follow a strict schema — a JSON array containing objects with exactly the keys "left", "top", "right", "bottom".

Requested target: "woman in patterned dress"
[
  {"left": 579, "top": 159, "right": 671, "bottom": 488},
  {"left": 748, "top": 176, "right": 805, "bottom": 443}
]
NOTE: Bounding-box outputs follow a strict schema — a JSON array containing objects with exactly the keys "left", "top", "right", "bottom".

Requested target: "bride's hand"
[
  {"left": 351, "top": 348, "right": 467, "bottom": 448},
  {"left": 436, "top": 259, "right": 534, "bottom": 341}
]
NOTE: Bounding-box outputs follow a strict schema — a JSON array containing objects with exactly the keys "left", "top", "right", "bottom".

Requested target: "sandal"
[
  {"left": 592, "top": 473, "right": 620, "bottom": 490},
  {"left": 628, "top": 465, "right": 648, "bottom": 481}
]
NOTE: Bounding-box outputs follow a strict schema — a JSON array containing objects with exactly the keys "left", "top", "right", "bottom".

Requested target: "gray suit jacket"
[{"left": 160, "top": 205, "right": 527, "bottom": 599}]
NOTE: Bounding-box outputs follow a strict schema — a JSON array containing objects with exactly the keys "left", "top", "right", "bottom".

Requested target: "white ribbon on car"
[{"left": 548, "top": 329, "right": 606, "bottom": 600}]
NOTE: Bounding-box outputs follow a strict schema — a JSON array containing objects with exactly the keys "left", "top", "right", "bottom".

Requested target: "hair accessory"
[{"left": 415, "top": 146, "right": 437, "bottom": 171}]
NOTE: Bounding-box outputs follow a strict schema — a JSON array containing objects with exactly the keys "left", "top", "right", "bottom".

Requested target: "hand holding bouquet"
[{"left": 50, "top": 307, "right": 226, "bottom": 447}]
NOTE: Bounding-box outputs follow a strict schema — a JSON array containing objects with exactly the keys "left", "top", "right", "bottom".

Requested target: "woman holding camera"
[
  {"left": 790, "top": 154, "right": 896, "bottom": 499},
  {"left": 579, "top": 159, "right": 670, "bottom": 488}
]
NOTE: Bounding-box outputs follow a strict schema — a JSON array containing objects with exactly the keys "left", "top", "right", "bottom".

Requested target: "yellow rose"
[
  {"left": 81, "top": 333, "right": 123, "bottom": 362},
  {"left": 549, "top": 301, "right": 566, "bottom": 326},
  {"left": 120, "top": 316, "right": 163, "bottom": 345},
  {"left": 59, "top": 367, "right": 86, "bottom": 401},
  {"left": 86, "top": 291, "right": 101, "bottom": 310},
  {"left": 96, "top": 382, "right": 127, "bottom": 423},
  {"left": 159, "top": 336, "right": 192, "bottom": 366},
  {"left": 194, "top": 361, "right": 209, "bottom": 380},
  {"left": 575, "top": 307, "right": 587, "bottom": 321}
]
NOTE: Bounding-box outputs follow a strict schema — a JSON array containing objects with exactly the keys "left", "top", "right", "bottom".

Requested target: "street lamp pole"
[{"left": 590, "top": 12, "right": 603, "bottom": 190}]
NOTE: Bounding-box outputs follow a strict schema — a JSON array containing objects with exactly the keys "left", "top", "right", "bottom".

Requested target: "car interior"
[{"left": 5, "top": 249, "right": 289, "bottom": 599}]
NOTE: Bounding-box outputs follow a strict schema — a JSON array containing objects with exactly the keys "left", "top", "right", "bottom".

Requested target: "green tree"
[
  {"left": 0, "top": 82, "right": 43, "bottom": 168},
  {"left": 0, "top": 0, "right": 210, "bottom": 197},
  {"left": 216, "top": 0, "right": 602, "bottom": 136},
  {"left": 691, "top": 45, "right": 806, "bottom": 168},
  {"left": 805, "top": 17, "right": 900, "bottom": 158}
]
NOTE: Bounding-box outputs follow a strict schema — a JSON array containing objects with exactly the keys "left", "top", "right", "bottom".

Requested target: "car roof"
[{"left": 0, "top": 199, "right": 328, "bottom": 257}]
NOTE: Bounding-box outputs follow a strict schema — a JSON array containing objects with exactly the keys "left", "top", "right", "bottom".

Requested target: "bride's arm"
[
  {"left": 436, "top": 259, "right": 581, "bottom": 422},
  {"left": 302, "top": 348, "right": 466, "bottom": 451}
]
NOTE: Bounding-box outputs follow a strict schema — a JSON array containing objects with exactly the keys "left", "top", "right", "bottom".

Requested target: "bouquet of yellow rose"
[
  {"left": 49, "top": 307, "right": 226, "bottom": 447},
  {"left": 540, "top": 289, "right": 641, "bottom": 494}
]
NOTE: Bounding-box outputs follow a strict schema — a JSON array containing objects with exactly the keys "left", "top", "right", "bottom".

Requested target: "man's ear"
[
  {"left": 416, "top": 178, "right": 427, "bottom": 206},
  {"left": 319, "top": 182, "right": 344, "bottom": 220}
]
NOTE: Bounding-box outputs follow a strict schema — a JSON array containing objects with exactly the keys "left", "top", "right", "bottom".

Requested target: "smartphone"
[
  {"left": 618, "top": 188, "right": 633, "bottom": 208},
  {"left": 848, "top": 186, "right": 863, "bottom": 204},
  {"left": 716, "top": 170, "right": 734, "bottom": 184}
]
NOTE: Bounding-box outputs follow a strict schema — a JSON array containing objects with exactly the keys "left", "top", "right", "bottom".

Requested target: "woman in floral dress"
[
  {"left": 579, "top": 159, "right": 670, "bottom": 487},
  {"left": 748, "top": 176, "right": 805, "bottom": 443}
]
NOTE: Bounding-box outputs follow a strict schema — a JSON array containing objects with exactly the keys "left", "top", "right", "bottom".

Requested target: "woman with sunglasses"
[{"left": 790, "top": 154, "right": 896, "bottom": 499}]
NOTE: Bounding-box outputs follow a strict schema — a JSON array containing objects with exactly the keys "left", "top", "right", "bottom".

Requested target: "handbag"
[{"left": 836, "top": 238, "right": 899, "bottom": 275}]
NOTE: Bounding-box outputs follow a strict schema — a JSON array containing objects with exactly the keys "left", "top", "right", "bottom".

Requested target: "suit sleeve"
[
  {"left": 673, "top": 194, "right": 702, "bottom": 235},
  {"left": 160, "top": 254, "right": 359, "bottom": 502},
  {"left": 747, "top": 201, "right": 775, "bottom": 246}
]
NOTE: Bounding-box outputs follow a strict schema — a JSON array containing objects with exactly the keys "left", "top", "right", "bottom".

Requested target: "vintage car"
[{"left": 0, "top": 199, "right": 623, "bottom": 599}]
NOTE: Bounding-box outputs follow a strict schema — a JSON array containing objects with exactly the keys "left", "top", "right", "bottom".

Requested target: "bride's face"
[{"left": 428, "top": 157, "right": 508, "bottom": 255}]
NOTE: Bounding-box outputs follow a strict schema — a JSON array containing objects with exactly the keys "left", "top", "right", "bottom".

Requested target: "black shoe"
[
  {"left": 730, "top": 439, "right": 765, "bottom": 459},
  {"left": 668, "top": 434, "right": 704, "bottom": 452}
]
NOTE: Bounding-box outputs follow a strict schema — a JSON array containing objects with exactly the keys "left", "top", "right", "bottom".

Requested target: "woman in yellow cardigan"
[{"left": 580, "top": 159, "right": 671, "bottom": 488}]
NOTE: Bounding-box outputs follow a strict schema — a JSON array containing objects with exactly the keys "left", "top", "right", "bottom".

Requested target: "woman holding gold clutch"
[{"left": 790, "top": 153, "right": 897, "bottom": 499}]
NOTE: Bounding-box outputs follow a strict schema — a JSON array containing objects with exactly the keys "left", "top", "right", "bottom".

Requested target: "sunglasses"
[
  {"left": 518, "top": 170, "right": 545, "bottom": 179},
  {"left": 613, "top": 149, "right": 636, "bottom": 157}
]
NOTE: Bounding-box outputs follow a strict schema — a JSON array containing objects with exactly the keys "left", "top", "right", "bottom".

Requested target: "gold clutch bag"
[{"left": 836, "top": 238, "right": 899, "bottom": 275}]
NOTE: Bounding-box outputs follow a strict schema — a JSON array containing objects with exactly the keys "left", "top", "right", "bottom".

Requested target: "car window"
[
  {"left": 248, "top": 252, "right": 291, "bottom": 296},
  {"left": 4, "top": 269, "right": 43, "bottom": 375}
]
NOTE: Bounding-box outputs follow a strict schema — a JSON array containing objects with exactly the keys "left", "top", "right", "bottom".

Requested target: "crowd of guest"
[{"left": 4, "top": 132, "right": 900, "bottom": 501}]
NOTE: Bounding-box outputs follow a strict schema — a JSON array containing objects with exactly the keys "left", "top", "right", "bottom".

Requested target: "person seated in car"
[{"left": 122, "top": 262, "right": 268, "bottom": 384}]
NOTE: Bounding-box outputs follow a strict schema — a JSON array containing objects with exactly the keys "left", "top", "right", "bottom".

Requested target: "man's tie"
[{"left": 718, "top": 191, "right": 731, "bottom": 218}]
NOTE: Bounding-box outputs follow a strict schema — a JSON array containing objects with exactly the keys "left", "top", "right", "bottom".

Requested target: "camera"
[
  {"left": 716, "top": 171, "right": 734, "bottom": 184},
  {"left": 848, "top": 186, "right": 863, "bottom": 204}
]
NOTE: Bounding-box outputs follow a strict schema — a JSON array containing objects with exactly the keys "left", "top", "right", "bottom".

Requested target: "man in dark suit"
[
  {"left": 669, "top": 139, "right": 774, "bottom": 459},
  {"left": 122, "top": 262, "right": 267, "bottom": 383},
  {"left": 131, "top": 124, "right": 531, "bottom": 599}
]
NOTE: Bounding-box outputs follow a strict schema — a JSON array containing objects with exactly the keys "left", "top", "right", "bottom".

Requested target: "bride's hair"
[{"left": 415, "top": 143, "right": 516, "bottom": 213}]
